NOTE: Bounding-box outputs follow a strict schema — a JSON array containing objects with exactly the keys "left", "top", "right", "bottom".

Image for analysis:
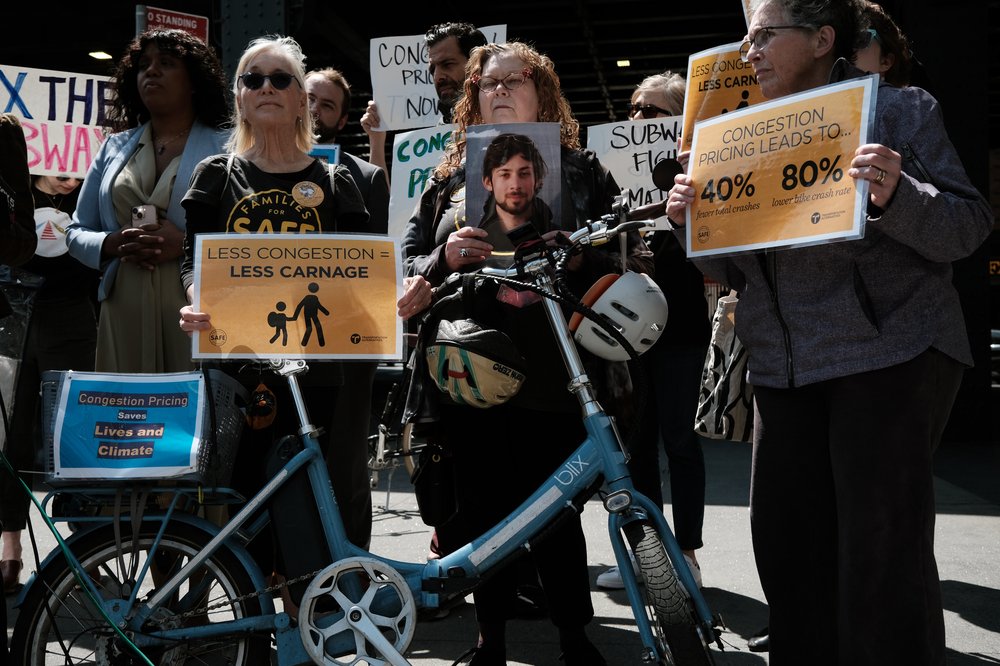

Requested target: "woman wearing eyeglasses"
[
  {"left": 402, "top": 41, "right": 653, "bottom": 665},
  {"left": 667, "top": 1, "right": 992, "bottom": 664},
  {"left": 65, "top": 29, "right": 230, "bottom": 374}
]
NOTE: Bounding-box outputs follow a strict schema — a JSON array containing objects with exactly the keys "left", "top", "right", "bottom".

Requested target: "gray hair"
[
  {"left": 226, "top": 35, "right": 312, "bottom": 154},
  {"left": 632, "top": 71, "right": 686, "bottom": 116},
  {"left": 750, "top": 0, "right": 866, "bottom": 63}
]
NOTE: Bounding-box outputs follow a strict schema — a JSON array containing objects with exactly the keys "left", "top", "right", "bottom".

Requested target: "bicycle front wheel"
[
  {"left": 12, "top": 521, "right": 270, "bottom": 666},
  {"left": 624, "top": 521, "right": 716, "bottom": 666}
]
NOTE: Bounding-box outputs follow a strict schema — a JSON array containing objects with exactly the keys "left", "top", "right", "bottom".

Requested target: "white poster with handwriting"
[
  {"left": 1, "top": 64, "right": 111, "bottom": 178},
  {"left": 370, "top": 25, "right": 506, "bottom": 131},
  {"left": 586, "top": 115, "right": 683, "bottom": 210},
  {"left": 387, "top": 125, "right": 456, "bottom": 240}
]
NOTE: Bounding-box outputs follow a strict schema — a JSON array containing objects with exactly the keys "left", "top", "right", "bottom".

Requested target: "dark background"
[{"left": 3, "top": 0, "right": 996, "bottom": 443}]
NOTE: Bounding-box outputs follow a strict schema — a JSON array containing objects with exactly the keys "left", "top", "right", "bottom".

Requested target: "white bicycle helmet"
[
  {"left": 425, "top": 318, "right": 527, "bottom": 408},
  {"left": 570, "top": 272, "right": 668, "bottom": 361}
]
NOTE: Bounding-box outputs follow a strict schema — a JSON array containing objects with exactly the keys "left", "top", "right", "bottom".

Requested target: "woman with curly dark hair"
[{"left": 66, "top": 28, "right": 231, "bottom": 373}]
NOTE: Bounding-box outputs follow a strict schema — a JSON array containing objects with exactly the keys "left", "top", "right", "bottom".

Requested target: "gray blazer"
[{"left": 693, "top": 62, "right": 993, "bottom": 389}]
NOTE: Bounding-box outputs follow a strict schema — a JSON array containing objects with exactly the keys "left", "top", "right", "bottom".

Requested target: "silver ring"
[
  {"left": 874, "top": 167, "right": 886, "bottom": 185},
  {"left": 459, "top": 248, "right": 469, "bottom": 258}
]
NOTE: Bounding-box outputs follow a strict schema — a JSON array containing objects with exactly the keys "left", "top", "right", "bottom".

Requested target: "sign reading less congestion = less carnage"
[
  {"left": 192, "top": 234, "right": 404, "bottom": 361},
  {"left": 686, "top": 75, "right": 878, "bottom": 258}
]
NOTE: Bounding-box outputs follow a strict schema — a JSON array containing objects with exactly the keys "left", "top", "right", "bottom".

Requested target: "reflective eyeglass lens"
[
  {"left": 478, "top": 71, "right": 529, "bottom": 92},
  {"left": 240, "top": 72, "right": 295, "bottom": 90}
]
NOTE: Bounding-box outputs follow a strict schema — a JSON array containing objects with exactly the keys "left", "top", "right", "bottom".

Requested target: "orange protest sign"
[
  {"left": 681, "top": 43, "right": 767, "bottom": 153},
  {"left": 192, "top": 234, "right": 403, "bottom": 360},
  {"left": 686, "top": 76, "right": 878, "bottom": 258}
]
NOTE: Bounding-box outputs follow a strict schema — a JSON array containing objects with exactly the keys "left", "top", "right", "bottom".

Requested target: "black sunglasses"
[
  {"left": 628, "top": 102, "right": 671, "bottom": 119},
  {"left": 239, "top": 71, "right": 297, "bottom": 91}
]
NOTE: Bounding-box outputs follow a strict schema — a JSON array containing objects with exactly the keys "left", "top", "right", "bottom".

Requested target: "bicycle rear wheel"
[
  {"left": 400, "top": 422, "right": 417, "bottom": 476},
  {"left": 12, "top": 521, "right": 270, "bottom": 666},
  {"left": 624, "top": 521, "right": 716, "bottom": 666}
]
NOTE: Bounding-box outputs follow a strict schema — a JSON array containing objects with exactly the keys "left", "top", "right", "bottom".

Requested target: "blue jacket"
[
  {"left": 693, "top": 63, "right": 993, "bottom": 389},
  {"left": 66, "top": 121, "right": 229, "bottom": 301}
]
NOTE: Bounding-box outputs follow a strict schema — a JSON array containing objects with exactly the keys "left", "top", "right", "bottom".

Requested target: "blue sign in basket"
[{"left": 50, "top": 371, "right": 207, "bottom": 481}]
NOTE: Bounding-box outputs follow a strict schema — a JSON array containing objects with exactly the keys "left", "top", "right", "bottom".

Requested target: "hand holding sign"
[{"left": 681, "top": 76, "right": 878, "bottom": 258}]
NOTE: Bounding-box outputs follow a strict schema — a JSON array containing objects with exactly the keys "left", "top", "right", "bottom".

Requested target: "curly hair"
[
  {"left": 434, "top": 41, "right": 580, "bottom": 180},
  {"left": 104, "top": 29, "right": 230, "bottom": 133}
]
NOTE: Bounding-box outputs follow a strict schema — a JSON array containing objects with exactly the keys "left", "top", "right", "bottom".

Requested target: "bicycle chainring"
[{"left": 298, "top": 556, "right": 416, "bottom": 666}]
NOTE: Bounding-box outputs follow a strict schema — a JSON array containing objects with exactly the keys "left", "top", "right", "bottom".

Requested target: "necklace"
[
  {"left": 38, "top": 190, "right": 63, "bottom": 211},
  {"left": 154, "top": 128, "right": 190, "bottom": 155}
]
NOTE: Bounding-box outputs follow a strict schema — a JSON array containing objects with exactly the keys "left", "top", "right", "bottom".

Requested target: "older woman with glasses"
[
  {"left": 402, "top": 40, "right": 653, "bottom": 665},
  {"left": 667, "top": 1, "right": 992, "bottom": 664}
]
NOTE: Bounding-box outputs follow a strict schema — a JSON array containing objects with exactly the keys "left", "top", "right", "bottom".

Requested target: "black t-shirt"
[
  {"left": 181, "top": 154, "right": 370, "bottom": 387},
  {"left": 22, "top": 183, "right": 99, "bottom": 304}
]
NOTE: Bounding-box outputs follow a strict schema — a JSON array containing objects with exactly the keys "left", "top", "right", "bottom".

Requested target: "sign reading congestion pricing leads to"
[
  {"left": 686, "top": 76, "right": 878, "bottom": 258},
  {"left": 192, "top": 234, "right": 404, "bottom": 361}
]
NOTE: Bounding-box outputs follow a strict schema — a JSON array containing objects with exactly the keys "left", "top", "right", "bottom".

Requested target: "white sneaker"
[
  {"left": 596, "top": 555, "right": 641, "bottom": 589},
  {"left": 683, "top": 553, "right": 703, "bottom": 589}
]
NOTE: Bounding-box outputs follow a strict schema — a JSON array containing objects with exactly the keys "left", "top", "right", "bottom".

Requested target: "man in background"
[{"left": 360, "top": 22, "right": 488, "bottom": 178}]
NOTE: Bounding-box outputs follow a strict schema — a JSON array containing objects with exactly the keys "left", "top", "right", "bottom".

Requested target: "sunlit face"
[
  {"left": 428, "top": 36, "right": 469, "bottom": 106},
  {"left": 484, "top": 153, "right": 538, "bottom": 217},
  {"left": 136, "top": 43, "right": 194, "bottom": 115},
  {"left": 238, "top": 51, "right": 305, "bottom": 130},
  {"left": 479, "top": 53, "right": 539, "bottom": 124},
  {"left": 306, "top": 75, "right": 346, "bottom": 143},
  {"left": 743, "top": 1, "right": 826, "bottom": 99}
]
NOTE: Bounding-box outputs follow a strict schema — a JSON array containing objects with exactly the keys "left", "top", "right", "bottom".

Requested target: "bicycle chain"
[{"left": 145, "top": 568, "right": 324, "bottom": 627}]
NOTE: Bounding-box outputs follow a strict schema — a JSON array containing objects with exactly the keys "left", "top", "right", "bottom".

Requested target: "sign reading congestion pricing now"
[
  {"left": 686, "top": 76, "right": 878, "bottom": 258},
  {"left": 193, "top": 234, "right": 404, "bottom": 361}
]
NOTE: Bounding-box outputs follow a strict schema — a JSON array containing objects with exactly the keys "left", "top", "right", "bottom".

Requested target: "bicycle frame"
[{"left": 23, "top": 227, "right": 720, "bottom": 666}]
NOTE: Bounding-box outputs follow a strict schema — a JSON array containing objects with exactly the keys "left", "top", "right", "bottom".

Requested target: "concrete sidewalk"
[{"left": 6, "top": 439, "right": 999, "bottom": 665}]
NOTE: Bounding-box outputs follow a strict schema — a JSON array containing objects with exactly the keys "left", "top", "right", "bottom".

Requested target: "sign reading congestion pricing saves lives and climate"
[
  {"left": 686, "top": 75, "right": 878, "bottom": 258},
  {"left": 51, "top": 371, "right": 206, "bottom": 481},
  {"left": 192, "top": 234, "right": 403, "bottom": 361}
]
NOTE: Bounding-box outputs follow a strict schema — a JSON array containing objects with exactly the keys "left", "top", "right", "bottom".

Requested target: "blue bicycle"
[{"left": 12, "top": 211, "right": 722, "bottom": 665}]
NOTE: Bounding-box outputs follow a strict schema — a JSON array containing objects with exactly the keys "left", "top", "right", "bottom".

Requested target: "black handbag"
[{"left": 409, "top": 441, "right": 457, "bottom": 527}]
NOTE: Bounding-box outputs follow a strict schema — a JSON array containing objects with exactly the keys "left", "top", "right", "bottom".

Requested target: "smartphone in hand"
[{"left": 130, "top": 204, "right": 157, "bottom": 227}]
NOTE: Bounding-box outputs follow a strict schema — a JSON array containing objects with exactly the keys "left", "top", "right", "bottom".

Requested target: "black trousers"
[
  {"left": 0, "top": 297, "right": 96, "bottom": 530},
  {"left": 750, "top": 348, "right": 962, "bottom": 666},
  {"left": 628, "top": 342, "right": 708, "bottom": 551},
  {"left": 436, "top": 402, "right": 595, "bottom": 629}
]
